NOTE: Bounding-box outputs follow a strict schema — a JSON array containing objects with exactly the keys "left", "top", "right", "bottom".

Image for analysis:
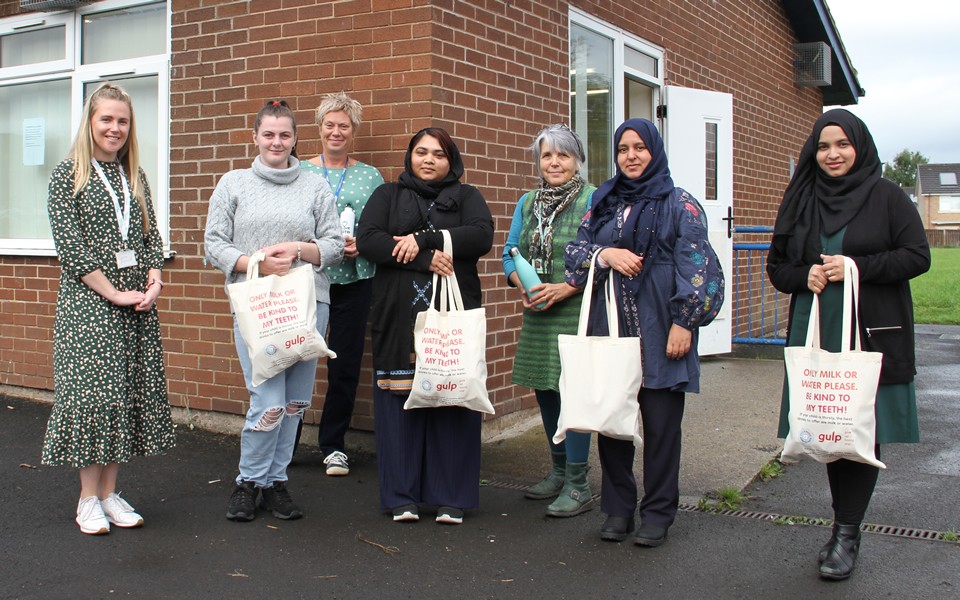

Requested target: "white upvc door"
[{"left": 660, "top": 86, "right": 733, "bottom": 355}]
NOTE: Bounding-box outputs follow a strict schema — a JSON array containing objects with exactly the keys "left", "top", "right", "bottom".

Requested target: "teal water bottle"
[{"left": 510, "top": 247, "right": 547, "bottom": 309}]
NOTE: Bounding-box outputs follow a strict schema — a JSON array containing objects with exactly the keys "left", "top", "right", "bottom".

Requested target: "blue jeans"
[{"left": 233, "top": 302, "right": 329, "bottom": 487}]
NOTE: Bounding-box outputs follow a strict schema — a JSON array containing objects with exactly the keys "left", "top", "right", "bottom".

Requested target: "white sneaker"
[
  {"left": 76, "top": 496, "right": 110, "bottom": 535},
  {"left": 100, "top": 493, "right": 144, "bottom": 528},
  {"left": 323, "top": 451, "right": 350, "bottom": 476}
]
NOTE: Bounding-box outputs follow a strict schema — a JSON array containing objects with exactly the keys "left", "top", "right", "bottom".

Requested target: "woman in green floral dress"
[{"left": 42, "top": 83, "right": 176, "bottom": 535}]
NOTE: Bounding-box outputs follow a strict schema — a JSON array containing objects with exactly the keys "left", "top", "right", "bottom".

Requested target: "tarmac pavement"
[{"left": 1, "top": 325, "right": 958, "bottom": 599}]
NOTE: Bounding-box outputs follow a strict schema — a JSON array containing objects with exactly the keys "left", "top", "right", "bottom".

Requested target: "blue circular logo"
[
  {"left": 420, "top": 379, "right": 432, "bottom": 391},
  {"left": 799, "top": 429, "right": 813, "bottom": 444},
  {"left": 264, "top": 344, "right": 278, "bottom": 356}
]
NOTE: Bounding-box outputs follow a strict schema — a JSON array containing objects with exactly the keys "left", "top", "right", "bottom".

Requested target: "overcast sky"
[{"left": 825, "top": 0, "right": 960, "bottom": 165}]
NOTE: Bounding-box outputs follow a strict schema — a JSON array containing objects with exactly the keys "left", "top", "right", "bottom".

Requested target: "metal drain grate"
[
  {"left": 482, "top": 481, "right": 956, "bottom": 544},
  {"left": 677, "top": 502, "right": 958, "bottom": 544}
]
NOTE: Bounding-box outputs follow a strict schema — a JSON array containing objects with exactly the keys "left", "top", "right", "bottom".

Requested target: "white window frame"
[
  {"left": 0, "top": 0, "right": 170, "bottom": 256},
  {"left": 939, "top": 196, "right": 960, "bottom": 213},
  {"left": 569, "top": 8, "right": 664, "bottom": 180}
]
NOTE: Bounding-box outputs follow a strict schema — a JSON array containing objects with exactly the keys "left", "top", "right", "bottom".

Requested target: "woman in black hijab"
[
  {"left": 356, "top": 128, "right": 493, "bottom": 525},
  {"left": 767, "top": 109, "right": 930, "bottom": 580}
]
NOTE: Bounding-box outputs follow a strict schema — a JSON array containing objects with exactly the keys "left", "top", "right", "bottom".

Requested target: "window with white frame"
[
  {"left": 0, "top": 0, "right": 169, "bottom": 256},
  {"left": 939, "top": 196, "right": 960, "bottom": 213},
  {"left": 569, "top": 9, "right": 664, "bottom": 185}
]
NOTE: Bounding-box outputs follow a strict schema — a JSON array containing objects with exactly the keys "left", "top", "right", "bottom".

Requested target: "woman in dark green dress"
[
  {"left": 43, "top": 83, "right": 175, "bottom": 535},
  {"left": 767, "top": 109, "right": 930, "bottom": 580}
]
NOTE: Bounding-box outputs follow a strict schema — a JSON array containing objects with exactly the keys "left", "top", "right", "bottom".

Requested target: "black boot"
[
  {"left": 819, "top": 523, "right": 861, "bottom": 580},
  {"left": 817, "top": 526, "right": 839, "bottom": 565}
]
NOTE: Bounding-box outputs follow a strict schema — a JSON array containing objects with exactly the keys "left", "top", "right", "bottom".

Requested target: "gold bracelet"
[{"left": 296, "top": 242, "right": 302, "bottom": 263}]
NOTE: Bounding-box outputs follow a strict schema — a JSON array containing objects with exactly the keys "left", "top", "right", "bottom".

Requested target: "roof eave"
[{"left": 781, "top": 0, "right": 865, "bottom": 106}]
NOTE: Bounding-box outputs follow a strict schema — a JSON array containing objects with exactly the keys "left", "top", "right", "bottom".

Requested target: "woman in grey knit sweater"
[{"left": 205, "top": 100, "right": 343, "bottom": 522}]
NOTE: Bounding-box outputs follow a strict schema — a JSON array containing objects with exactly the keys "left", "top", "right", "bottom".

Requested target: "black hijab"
[
  {"left": 397, "top": 127, "right": 464, "bottom": 210},
  {"left": 772, "top": 109, "right": 882, "bottom": 265}
]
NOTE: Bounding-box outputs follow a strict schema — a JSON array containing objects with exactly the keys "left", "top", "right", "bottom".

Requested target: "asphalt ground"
[{"left": 1, "top": 325, "right": 958, "bottom": 599}]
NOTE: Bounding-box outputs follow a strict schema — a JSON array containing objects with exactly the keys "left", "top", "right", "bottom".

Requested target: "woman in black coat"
[
  {"left": 356, "top": 128, "right": 494, "bottom": 525},
  {"left": 767, "top": 109, "right": 930, "bottom": 580}
]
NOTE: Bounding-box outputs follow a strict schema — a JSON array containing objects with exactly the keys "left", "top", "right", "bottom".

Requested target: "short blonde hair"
[{"left": 314, "top": 91, "right": 363, "bottom": 131}]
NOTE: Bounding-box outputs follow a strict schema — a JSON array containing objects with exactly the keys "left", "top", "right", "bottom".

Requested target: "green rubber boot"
[
  {"left": 524, "top": 453, "right": 566, "bottom": 500},
  {"left": 546, "top": 462, "right": 595, "bottom": 517}
]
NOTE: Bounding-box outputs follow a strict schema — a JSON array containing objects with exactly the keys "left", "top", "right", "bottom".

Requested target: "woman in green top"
[
  {"left": 502, "top": 124, "right": 597, "bottom": 517},
  {"left": 767, "top": 109, "right": 930, "bottom": 580},
  {"left": 298, "top": 92, "right": 384, "bottom": 476}
]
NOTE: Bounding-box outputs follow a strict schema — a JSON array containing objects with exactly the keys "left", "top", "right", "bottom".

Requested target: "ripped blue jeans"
[{"left": 233, "top": 302, "right": 329, "bottom": 487}]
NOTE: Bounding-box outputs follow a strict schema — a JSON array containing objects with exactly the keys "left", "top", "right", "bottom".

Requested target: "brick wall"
[{"left": 0, "top": 0, "right": 824, "bottom": 427}]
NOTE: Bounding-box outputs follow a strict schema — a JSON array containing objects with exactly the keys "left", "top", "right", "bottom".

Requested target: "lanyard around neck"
[
  {"left": 91, "top": 158, "right": 132, "bottom": 242},
  {"left": 320, "top": 154, "right": 349, "bottom": 200}
]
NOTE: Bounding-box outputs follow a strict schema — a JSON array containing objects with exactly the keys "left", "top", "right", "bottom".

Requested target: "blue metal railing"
[{"left": 732, "top": 226, "right": 787, "bottom": 345}]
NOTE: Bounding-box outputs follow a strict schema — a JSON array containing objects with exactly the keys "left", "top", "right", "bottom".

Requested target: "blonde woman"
[
  {"left": 43, "top": 82, "right": 175, "bottom": 535},
  {"left": 295, "top": 92, "right": 384, "bottom": 476}
]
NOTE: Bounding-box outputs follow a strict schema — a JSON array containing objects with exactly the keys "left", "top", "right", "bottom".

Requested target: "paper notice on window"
[{"left": 23, "top": 118, "right": 45, "bottom": 166}]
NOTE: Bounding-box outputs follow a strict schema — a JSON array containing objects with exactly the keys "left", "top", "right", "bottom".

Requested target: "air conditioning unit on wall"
[
  {"left": 794, "top": 42, "right": 832, "bottom": 87},
  {"left": 19, "top": 0, "right": 90, "bottom": 11}
]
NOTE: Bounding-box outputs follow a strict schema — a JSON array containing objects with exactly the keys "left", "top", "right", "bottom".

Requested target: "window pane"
[
  {"left": 624, "top": 45, "right": 657, "bottom": 78},
  {"left": 84, "top": 75, "right": 159, "bottom": 207},
  {"left": 705, "top": 122, "right": 718, "bottom": 201},
  {"left": 625, "top": 76, "right": 654, "bottom": 121},
  {"left": 0, "top": 79, "right": 71, "bottom": 239},
  {"left": 570, "top": 23, "right": 613, "bottom": 186},
  {"left": 0, "top": 26, "right": 65, "bottom": 68},
  {"left": 82, "top": 3, "right": 166, "bottom": 64}
]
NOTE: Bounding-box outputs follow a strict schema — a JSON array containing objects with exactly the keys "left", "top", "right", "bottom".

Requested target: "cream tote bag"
[
  {"left": 554, "top": 251, "right": 643, "bottom": 447},
  {"left": 405, "top": 231, "right": 494, "bottom": 414},
  {"left": 781, "top": 257, "right": 885, "bottom": 468},
  {"left": 227, "top": 251, "right": 336, "bottom": 387}
]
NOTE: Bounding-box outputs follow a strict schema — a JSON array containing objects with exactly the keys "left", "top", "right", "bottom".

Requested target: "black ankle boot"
[
  {"left": 818, "top": 526, "right": 839, "bottom": 565},
  {"left": 819, "top": 523, "right": 861, "bottom": 580}
]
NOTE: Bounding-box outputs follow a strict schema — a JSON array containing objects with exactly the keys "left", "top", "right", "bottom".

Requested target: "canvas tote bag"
[
  {"left": 781, "top": 257, "right": 885, "bottom": 468},
  {"left": 227, "top": 250, "right": 336, "bottom": 387},
  {"left": 405, "top": 230, "right": 495, "bottom": 414},
  {"left": 554, "top": 251, "right": 643, "bottom": 447}
]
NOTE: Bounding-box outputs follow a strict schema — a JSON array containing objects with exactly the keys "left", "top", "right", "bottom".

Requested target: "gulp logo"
[
  {"left": 436, "top": 382, "right": 458, "bottom": 392},
  {"left": 264, "top": 344, "right": 278, "bottom": 356},
  {"left": 285, "top": 335, "right": 306, "bottom": 349},
  {"left": 420, "top": 380, "right": 432, "bottom": 392},
  {"left": 818, "top": 432, "right": 843, "bottom": 443},
  {"left": 799, "top": 429, "right": 813, "bottom": 444}
]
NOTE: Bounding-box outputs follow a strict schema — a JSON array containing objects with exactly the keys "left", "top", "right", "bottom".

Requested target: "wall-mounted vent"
[
  {"left": 19, "top": 0, "right": 90, "bottom": 11},
  {"left": 794, "top": 42, "right": 832, "bottom": 87}
]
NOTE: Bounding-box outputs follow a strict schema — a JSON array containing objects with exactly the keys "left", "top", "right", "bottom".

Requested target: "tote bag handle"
[
  {"left": 803, "top": 256, "right": 863, "bottom": 352},
  {"left": 429, "top": 230, "right": 465, "bottom": 313},
  {"left": 576, "top": 250, "right": 621, "bottom": 338},
  {"left": 245, "top": 250, "right": 267, "bottom": 281}
]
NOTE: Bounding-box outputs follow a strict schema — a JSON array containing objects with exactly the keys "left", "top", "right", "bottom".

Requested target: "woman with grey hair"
[
  {"left": 501, "top": 124, "right": 597, "bottom": 517},
  {"left": 295, "top": 92, "right": 384, "bottom": 476}
]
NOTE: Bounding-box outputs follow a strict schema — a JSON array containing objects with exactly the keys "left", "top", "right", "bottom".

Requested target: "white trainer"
[
  {"left": 76, "top": 496, "right": 110, "bottom": 535},
  {"left": 323, "top": 451, "right": 350, "bottom": 476},
  {"left": 100, "top": 492, "right": 144, "bottom": 528}
]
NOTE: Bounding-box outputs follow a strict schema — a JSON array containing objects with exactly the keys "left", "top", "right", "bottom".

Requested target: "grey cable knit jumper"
[{"left": 204, "top": 156, "right": 344, "bottom": 304}]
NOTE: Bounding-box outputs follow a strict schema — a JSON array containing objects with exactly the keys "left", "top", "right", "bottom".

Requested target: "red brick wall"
[{"left": 0, "top": 0, "right": 823, "bottom": 425}]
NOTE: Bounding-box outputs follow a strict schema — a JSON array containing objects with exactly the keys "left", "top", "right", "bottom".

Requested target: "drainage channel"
[{"left": 481, "top": 479, "right": 958, "bottom": 545}]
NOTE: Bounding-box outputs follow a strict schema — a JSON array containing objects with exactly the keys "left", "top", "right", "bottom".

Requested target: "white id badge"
[{"left": 116, "top": 249, "right": 138, "bottom": 269}]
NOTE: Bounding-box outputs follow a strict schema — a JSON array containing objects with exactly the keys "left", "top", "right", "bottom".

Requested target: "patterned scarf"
[{"left": 528, "top": 175, "right": 584, "bottom": 274}]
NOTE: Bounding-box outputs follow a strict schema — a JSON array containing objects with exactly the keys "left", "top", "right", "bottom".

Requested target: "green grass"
[{"left": 912, "top": 248, "right": 960, "bottom": 325}]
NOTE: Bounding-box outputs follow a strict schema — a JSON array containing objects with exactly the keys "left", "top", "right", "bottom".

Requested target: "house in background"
[
  {"left": 0, "top": 0, "right": 862, "bottom": 431},
  {"left": 916, "top": 163, "right": 960, "bottom": 228}
]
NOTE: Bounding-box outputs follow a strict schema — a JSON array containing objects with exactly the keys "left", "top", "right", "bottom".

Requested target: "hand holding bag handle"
[
  {"left": 554, "top": 249, "right": 643, "bottom": 447},
  {"left": 782, "top": 255, "right": 884, "bottom": 468}
]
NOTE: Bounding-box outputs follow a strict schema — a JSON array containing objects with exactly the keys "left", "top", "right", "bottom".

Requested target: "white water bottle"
[
  {"left": 339, "top": 205, "right": 355, "bottom": 238},
  {"left": 510, "top": 247, "right": 547, "bottom": 309}
]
